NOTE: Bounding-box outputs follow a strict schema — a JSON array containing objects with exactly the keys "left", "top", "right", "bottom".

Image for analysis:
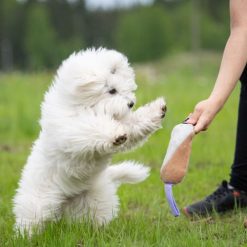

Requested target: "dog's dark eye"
[{"left": 109, "top": 88, "right": 117, "bottom": 95}]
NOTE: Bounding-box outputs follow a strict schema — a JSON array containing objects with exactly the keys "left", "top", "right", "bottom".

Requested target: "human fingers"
[
  {"left": 183, "top": 113, "right": 192, "bottom": 123},
  {"left": 194, "top": 115, "right": 209, "bottom": 134}
]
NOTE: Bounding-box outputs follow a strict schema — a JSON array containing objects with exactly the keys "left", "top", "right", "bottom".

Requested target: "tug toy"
[{"left": 160, "top": 123, "right": 195, "bottom": 216}]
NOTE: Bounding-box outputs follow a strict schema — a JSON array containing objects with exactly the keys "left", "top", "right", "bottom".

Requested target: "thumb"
[{"left": 194, "top": 115, "right": 208, "bottom": 133}]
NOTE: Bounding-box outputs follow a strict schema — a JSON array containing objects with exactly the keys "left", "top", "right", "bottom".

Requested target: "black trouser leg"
[{"left": 230, "top": 67, "right": 247, "bottom": 192}]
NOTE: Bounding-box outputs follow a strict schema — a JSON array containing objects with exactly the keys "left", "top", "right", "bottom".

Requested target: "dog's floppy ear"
[{"left": 74, "top": 75, "right": 104, "bottom": 93}]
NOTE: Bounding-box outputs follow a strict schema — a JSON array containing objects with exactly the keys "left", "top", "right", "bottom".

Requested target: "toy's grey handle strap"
[{"left": 164, "top": 183, "right": 180, "bottom": 217}]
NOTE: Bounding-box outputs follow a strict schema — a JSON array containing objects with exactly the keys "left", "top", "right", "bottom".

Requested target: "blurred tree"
[
  {"left": 154, "top": 0, "right": 228, "bottom": 52},
  {"left": 203, "top": 0, "right": 228, "bottom": 21},
  {"left": 168, "top": 2, "right": 191, "bottom": 51},
  {"left": 25, "top": 3, "right": 58, "bottom": 69},
  {"left": 201, "top": 13, "right": 229, "bottom": 50},
  {"left": 191, "top": 0, "right": 201, "bottom": 52},
  {"left": 46, "top": 0, "right": 84, "bottom": 40},
  {"left": 46, "top": 0, "right": 86, "bottom": 62},
  {"left": 85, "top": 10, "right": 120, "bottom": 48},
  {"left": 24, "top": 1, "right": 85, "bottom": 69},
  {"left": 115, "top": 6, "right": 172, "bottom": 62},
  {"left": 0, "top": 0, "right": 20, "bottom": 70}
]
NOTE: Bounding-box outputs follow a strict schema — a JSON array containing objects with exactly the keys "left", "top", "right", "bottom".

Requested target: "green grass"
[{"left": 1, "top": 52, "right": 247, "bottom": 246}]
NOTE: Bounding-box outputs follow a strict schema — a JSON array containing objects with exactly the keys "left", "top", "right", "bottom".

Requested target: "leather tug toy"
[{"left": 160, "top": 123, "right": 195, "bottom": 216}]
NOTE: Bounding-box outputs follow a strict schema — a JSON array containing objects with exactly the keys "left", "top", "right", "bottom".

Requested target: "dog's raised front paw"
[
  {"left": 161, "top": 105, "right": 167, "bottom": 118},
  {"left": 113, "top": 134, "right": 127, "bottom": 146},
  {"left": 149, "top": 97, "right": 167, "bottom": 122},
  {"left": 155, "top": 97, "right": 167, "bottom": 119}
]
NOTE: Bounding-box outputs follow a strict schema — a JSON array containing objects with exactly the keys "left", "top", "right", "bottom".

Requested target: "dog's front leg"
[{"left": 122, "top": 97, "right": 166, "bottom": 149}]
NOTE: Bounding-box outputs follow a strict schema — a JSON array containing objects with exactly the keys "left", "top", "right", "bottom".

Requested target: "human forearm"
[
  {"left": 209, "top": 28, "right": 247, "bottom": 109},
  {"left": 209, "top": 0, "right": 247, "bottom": 108}
]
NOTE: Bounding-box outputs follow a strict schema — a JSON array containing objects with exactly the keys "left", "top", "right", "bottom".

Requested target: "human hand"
[{"left": 185, "top": 98, "right": 223, "bottom": 134}]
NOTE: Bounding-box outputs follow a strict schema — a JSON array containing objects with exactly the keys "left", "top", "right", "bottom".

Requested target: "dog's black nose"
[{"left": 128, "top": 101, "right": 134, "bottom": 108}]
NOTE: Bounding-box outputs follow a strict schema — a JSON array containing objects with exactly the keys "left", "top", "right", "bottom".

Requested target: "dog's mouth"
[
  {"left": 112, "top": 113, "right": 122, "bottom": 121},
  {"left": 112, "top": 110, "right": 131, "bottom": 121}
]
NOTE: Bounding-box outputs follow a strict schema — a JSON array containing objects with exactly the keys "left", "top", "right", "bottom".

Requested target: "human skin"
[{"left": 186, "top": 0, "right": 247, "bottom": 133}]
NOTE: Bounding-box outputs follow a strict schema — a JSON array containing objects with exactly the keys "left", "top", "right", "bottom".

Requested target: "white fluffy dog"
[{"left": 13, "top": 48, "right": 166, "bottom": 235}]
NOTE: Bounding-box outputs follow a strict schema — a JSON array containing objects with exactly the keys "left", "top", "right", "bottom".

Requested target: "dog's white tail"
[{"left": 106, "top": 161, "right": 150, "bottom": 185}]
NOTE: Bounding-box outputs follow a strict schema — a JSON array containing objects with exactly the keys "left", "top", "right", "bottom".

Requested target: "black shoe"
[{"left": 183, "top": 180, "right": 247, "bottom": 217}]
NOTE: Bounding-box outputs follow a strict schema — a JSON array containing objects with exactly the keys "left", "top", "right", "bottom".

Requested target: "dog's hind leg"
[
  {"left": 13, "top": 192, "right": 63, "bottom": 236},
  {"left": 63, "top": 175, "right": 120, "bottom": 226},
  {"left": 64, "top": 162, "right": 149, "bottom": 226}
]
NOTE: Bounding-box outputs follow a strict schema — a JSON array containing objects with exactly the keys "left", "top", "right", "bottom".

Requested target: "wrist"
[
  {"left": 207, "top": 95, "right": 225, "bottom": 111},
  {"left": 208, "top": 92, "right": 227, "bottom": 107}
]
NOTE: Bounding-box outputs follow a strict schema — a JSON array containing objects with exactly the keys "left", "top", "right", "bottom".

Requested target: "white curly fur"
[{"left": 13, "top": 48, "right": 166, "bottom": 235}]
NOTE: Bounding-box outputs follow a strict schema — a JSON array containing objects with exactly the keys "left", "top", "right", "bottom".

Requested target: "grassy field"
[{"left": 1, "top": 52, "right": 247, "bottom": 246}]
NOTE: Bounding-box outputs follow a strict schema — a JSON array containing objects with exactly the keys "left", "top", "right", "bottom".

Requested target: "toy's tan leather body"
[{"left": 160, "top": 124, "right": 195, "bottom": 184}]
